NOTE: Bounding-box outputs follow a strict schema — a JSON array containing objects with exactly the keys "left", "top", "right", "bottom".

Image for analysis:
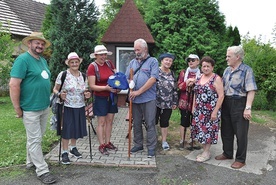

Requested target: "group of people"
[
  {"left": 125, "top": 39, "right": 257, "bottom": 170},
  {"left": 9, "top": 32, "right": 257, "bottom": 184}
]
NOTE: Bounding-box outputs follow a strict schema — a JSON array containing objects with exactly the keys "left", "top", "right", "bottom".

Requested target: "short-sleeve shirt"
[
  {"left": 223, "top": 62, "right": 257, "bottom": 96},
  {"left": 87, "top": 61, "right": 115, "bottom": 97},
  {"left": 55, "top": 70, "right": 86, "bottom": 108},
  {"left": 125, "top": 55, "right": 159, "bottom": 103},
  {"left": 10, "top": 52, "right": 51, "bottom": 111}
]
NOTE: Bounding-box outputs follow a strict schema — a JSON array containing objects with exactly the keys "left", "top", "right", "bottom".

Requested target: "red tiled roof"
[{"left": 101, "top": 0, "right": 154, "bottom": 44}]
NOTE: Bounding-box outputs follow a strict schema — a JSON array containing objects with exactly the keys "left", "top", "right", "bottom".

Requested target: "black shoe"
[
  {"left": 61, "top": 152, "right": 71, "bottom": 165},
  {"left": 38, "top": 172, "right": 57, "bottom": 184},
  {"left": 70, "top": 147, "right": 82, "bottom": 158},
  {"left": 130, "top": 146, "right": 143, "bottom": 154}
]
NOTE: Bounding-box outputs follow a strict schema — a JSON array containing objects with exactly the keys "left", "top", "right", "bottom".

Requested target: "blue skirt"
[{"left": 59, "top": 106, "right": 87, "bottom": 139}]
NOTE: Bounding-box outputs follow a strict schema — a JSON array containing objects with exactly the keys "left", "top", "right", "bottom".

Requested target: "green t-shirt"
[{"left": 10, "top": 52, "right": 51, "bottom": 111}]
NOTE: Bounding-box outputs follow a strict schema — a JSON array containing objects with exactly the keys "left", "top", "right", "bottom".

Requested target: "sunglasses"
[{"left": 187, "top": 59, "right": 196, "bottom": 63}]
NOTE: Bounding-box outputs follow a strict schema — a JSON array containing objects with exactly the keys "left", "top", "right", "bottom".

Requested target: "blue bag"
[
  {"left": 107, "top": 72, "right": 129, "bottom": 90},
  {"left": 108, "top": 72, "right": 129, "bottom": 105}
]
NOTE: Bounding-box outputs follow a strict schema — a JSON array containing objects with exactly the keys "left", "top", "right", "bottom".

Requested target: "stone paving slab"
[{"left": 45, "top": 107, "right": 157, "bottom": 168}]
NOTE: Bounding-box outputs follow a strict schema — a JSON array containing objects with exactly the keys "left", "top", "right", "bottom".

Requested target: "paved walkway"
[
  {"left": 46, "top": 107, "right": 276, "bottom": 175},
  {"left": 46, "top": 107, "right": 156, "bottom": 168}
]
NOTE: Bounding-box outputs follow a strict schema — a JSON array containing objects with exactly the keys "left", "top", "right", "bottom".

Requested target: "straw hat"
[
  {"left": 22, "top": 32, "right": 51, "bottom": 48},
  {"left": 65, "top": 52, "right": 83, "bottom": 65},
  {"left": 90, "top": 45, "right": 112, "bottom": 59}
]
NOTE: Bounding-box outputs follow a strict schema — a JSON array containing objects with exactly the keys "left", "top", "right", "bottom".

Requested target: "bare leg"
[
  {"left": 97, "top": 116, "right": 106, "bottom": 145},
  {"left": 105, "top": 113, "right": 115, "bottom": 143},
  {"left": 62, "top": 139, "right": 69, "bottom": 151},
  {"left": 161, "top": 127, "right": 168, "bottom": 142}
]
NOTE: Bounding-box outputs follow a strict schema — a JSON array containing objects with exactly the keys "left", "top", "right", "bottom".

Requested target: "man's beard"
[
  {"left": 31, "top": 47, "right": 43, "bottom": 55},
  {"left": 136, "top": 52, "right": 146, "bottom": 60}
]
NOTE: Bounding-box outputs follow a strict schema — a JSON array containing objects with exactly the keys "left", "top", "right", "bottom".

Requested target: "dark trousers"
[{"left": 221, "top": 97, "right": 249, "bottom": 163}]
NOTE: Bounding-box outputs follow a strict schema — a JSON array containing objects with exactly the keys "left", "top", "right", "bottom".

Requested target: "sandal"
[
  {"left": 196, "top": 154, "right": 203, "bottom": 159},
  {"left": 38, "top": 172, "right": 57, "bottom": 184},
  {"left": 196, "top": 154, "right": 211, "bottom": 162}
]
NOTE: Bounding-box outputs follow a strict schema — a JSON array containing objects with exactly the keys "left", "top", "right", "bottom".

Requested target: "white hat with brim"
[
  {"left": 65, "top": 52, "right": 83, "bottom": 65},
  {"left": 22, "top": 32, "right": 51, "bottom": 48},
  {"left": 90, "top": 45, "right": 112, "bottom": 59}
]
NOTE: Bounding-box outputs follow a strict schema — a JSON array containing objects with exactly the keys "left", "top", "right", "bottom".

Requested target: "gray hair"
[
  {"left": 134, "top": 38, "right": 148, "bottom": 50},
  {"left": 227, "top": 46, "right": 244, "bottom": 60}
]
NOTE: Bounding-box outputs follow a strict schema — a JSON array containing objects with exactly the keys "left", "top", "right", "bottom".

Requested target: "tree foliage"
[
  {"left": 242, "top": 37, "right": 276, "bottom": 110},
  {"left": 0, "top": 23, "right": 16, "bottom": 95},
  {"left": 144, "top": 0, "right": 237, "bottom": 75},
  {"left": 42, "top": 0, "right": 100, "bottom": 83}
]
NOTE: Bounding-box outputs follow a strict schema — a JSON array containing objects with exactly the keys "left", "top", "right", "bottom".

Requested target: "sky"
[{"left": 35, "top": 0, "right": 275, "bottom": 43}]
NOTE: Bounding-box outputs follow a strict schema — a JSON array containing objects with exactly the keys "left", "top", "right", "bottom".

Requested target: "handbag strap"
[{"left": 133, "top": 56, "right": 150, "bottom": 75}]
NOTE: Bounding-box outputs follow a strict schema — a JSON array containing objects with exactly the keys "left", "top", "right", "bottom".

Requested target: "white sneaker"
[{"left": 162, "top": 141, "right": 170, "bottom": 150}]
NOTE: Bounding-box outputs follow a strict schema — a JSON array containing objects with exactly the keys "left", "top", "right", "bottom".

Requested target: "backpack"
[
  {"left": 49, "top": 70, "right": 86, "bottom": 130},
  {"left": 91, "top": 60, "right": 114, "bottom": 82}
]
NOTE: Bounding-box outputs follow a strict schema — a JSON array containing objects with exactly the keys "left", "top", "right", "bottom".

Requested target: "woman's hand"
[{"left": 84, "top": 91, "right": 91, "bottom": 99}]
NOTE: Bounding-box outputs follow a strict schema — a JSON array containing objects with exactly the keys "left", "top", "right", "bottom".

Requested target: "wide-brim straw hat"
[
  {"left": 22, "top": 32, "right": 51, "bottom": 48},
  {"left": 90, "top": 45, "right": 112, "bottom": 59},
  {"left": 65, "top": 52, "right": 83, "bottom": 65}
]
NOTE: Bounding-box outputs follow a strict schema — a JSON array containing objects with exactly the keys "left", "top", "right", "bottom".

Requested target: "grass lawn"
[{"left": 0, "top": 96, "right": 59, "bottom": 168}]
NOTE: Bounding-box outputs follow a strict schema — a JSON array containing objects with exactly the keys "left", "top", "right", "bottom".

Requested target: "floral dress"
[{"left": 191, "top": 74, "right": 220, "bottom": 144}]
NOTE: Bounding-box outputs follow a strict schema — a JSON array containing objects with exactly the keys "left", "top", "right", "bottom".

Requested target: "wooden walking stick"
[{"left": 128, "top": 68, "right": 134, "bottom": 159}]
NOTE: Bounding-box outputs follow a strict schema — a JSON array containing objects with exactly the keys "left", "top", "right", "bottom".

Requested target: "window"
[
  {"left": 116, "top": 47, "right": 135, "bottom": 94},
  {"left": 116, "top": 47, "right": 135, "bottom": 74}
]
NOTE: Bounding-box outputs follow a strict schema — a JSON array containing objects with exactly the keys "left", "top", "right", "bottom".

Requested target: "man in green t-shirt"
[{"left": 9, "top": 32, "right": 56, "bottom": 184}]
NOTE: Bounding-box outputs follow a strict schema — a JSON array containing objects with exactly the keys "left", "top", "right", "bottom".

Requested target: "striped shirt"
[{"left": 223, "top": 62, "right": 257, "bottom": 97}]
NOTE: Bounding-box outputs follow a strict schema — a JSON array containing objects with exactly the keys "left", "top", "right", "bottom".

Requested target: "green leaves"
[{"left": 43, "top": 0, "right": 100, "bottom": 84}]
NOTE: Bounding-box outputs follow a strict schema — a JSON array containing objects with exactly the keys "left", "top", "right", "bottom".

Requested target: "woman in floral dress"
[{"left": 191, "top": 56, "right": 224, "bottom": 162}]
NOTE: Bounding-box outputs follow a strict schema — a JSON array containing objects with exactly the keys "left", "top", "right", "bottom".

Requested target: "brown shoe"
[
  {"left": 215, "top": 154, "right": 232, "bottom": 160},
  {"left": 231, "top": 161, "right": 245, "bottom": 169}
]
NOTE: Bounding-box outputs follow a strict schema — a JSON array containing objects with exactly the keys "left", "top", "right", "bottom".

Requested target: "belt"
[{"left": 225, "top": 95, "right": 246, "bottom": 100}]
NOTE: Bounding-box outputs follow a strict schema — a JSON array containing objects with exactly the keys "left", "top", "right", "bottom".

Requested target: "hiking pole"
[
  {"left": 128, "top": 68, "right": 134, "bottom": 159},
  {"left": 85, "top": 99, "right": 93, "bottom": 160},
  {"left": 58, "top": 102, "right": 64, "bottom": 164}
]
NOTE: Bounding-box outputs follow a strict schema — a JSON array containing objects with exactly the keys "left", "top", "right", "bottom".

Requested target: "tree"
[
  {"left": 43, "top": 0, "right": 100, "bottom": 83},
  {"left": 225, "top": 26, "right": 241, "bottom": 46},
  {"left": 144, "top": 0, "right": 231, "bottom": 75},
  {"left": 0, "top": 23, "right": 16, "bottom": 95},
  {"left": 242, "top": 37, "right": 276, "bottom": 110}
]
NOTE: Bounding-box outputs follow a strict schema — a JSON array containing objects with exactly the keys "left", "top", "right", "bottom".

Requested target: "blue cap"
[{"left": 159, "top": 53, "right": 175, "bottom": 61}]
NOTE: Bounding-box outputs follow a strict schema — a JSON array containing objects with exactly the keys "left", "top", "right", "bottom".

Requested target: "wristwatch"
[{"left": 245, "top": 106, "right": 251, "bottom": 110}]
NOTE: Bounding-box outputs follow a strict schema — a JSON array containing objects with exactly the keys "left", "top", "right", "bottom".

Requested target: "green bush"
[{"left": 253, "top": 90, "right": 269, "bottom": 110}]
